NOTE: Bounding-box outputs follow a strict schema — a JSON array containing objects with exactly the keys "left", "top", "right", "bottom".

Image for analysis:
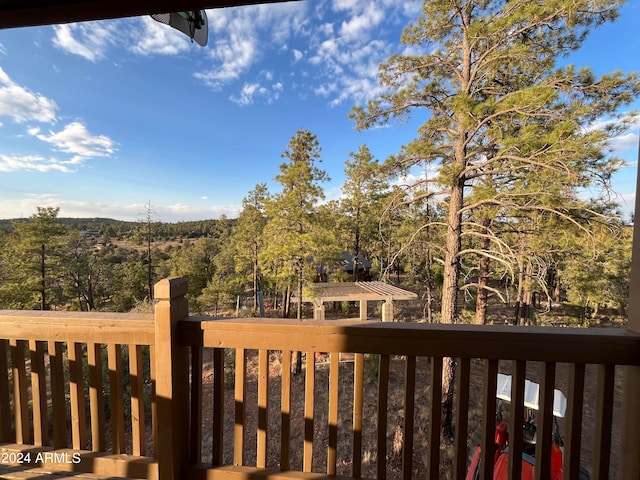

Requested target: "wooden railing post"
[
  {"left": 154, "top": 277, "right": 190, "bottom": 480},
  {"left": 621, "top": 142, "right": 640, "bottom": 479}
]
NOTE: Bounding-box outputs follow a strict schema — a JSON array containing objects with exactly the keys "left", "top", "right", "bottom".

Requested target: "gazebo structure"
[{"left": 291, "top": 281, "right": 418, "bottom": 321}]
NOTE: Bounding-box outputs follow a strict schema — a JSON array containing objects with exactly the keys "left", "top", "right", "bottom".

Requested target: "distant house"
[{"left": 341, "top": 251, "right": 372, "bottom": 281}]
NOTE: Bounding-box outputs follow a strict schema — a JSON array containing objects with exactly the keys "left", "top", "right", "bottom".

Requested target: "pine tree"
[
  {"left": 262, "top": 130, "right": 337, "bottom": 374},
  {"left": 263, "top": 130, "right": 333, "bottom": 317},
  {"left": 338, "top": 145, "right": 390, "bottom": 278},
  {"left": 352, "top": 0, "right": 639, "bottom": 435},
  {"left": 232, "top": 184, "right": 269, "bottom": 310},
  {"left": 4, "top": 207, "right": 66, "bottom": 310}
]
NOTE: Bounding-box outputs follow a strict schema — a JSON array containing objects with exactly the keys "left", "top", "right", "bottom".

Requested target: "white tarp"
[{"left": 496, "top": 373, "right": 567, "bottom": 418}]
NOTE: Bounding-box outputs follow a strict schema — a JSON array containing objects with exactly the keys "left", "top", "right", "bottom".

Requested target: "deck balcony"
[{"left": 0, "top": 276, "right": 638, "bottom": 480}]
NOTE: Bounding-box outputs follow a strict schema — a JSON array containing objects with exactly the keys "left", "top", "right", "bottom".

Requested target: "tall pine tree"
[{"left": 353, "top": 0, "right": 639, "bottom": 435}]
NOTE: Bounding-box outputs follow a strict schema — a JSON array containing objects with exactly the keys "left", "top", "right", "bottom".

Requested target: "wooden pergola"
[{"left": 291, "top": 281, "right": 418, "bottom": 322}]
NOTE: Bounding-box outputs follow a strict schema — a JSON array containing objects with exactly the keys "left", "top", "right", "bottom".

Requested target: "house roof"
[
  {"left": 291, "top": 282, "right": 418, "bottom": 303},
  {"left": 0, "top": 0, "right": 298, "bottom": 29}
]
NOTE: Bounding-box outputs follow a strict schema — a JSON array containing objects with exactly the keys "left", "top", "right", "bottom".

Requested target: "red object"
[
  {"left": 467, "top": 423, "right": 564, "bottom": 480},
  {"left": 466, "top": 446, "right": 481, "bottom": 480},
  {"left": 494, "top": 421, "right": 509, "bottom": 463},
  {"left": 493, "top": 443, "right": 562, "bottom": 480}
]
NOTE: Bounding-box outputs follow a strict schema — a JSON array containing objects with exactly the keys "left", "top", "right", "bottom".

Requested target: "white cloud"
[
  {"left": 0, "top": 197, "right": 240, "bottom": 222},
  {"left": 339, "top": 4, "right": 385, "bottom": 42},
  {"left": 230, "top": 81, "right": 284, "bottom": 106},
  {"left": 52, "top": 22, "right": 117, "bottom": 62},
  {"left": 0, "top": 155, "right": 72, "bottom": 173},
  {"left": 609, "top": 131, "right": 639, "bottom": 153},
  {"left": 304, "top": 0, "right": 421, "bottom": 106},
  {"left": 0, "top": 43, "right": 6, "bottom": 56},
  {"left": 30, "top": 122, "right": 116, "bottom": 162},
  {"left": 129, "top": 16, "right": 191, "bottom": 56},
  {"left": 194, "top": 2, "right": 308, "bottom": 90},
  {"left": 332, "top": 0, "right": 360, "bottom": 12},
  {"left": 0, "top": 68, "right": 58, "bottom": 123},
  {"left": 195, "top": 35, "right": 258, "bottom": 89},
  {"left": 42, "top": 0, "right": 421, "bottom": 108},
  {"left": 138, "top": 201, "right": 241, "bottom": 221},
  {"left": 51, "top": 17, "right": 196, "bottom": 60},
  {"left": 588, "top": 113, "right": 640, "bottom": 155}
]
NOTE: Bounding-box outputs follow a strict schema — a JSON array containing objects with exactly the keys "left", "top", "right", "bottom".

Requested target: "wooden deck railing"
[
  {"left": 1, "top": 276, "right": 640, "bottom": 480},
  {"left": 0, "top": 310, "right": 158, "bottom": 479}
]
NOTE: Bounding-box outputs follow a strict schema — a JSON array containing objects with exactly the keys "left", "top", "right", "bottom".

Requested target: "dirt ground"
[{"left": 192, "top": 345, "right": 623, "bottom": 480}]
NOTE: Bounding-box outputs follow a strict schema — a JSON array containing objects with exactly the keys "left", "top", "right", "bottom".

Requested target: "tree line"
[{"left": 0, "top": 125, "right": 631, "bottom": 323}]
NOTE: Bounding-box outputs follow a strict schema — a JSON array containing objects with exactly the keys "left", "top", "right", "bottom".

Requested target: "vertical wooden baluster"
[
  {"left": 508, "top": 360, "right": 526, "bottom": 480},
  {"left": 0, "top": 339, "right": 11, "bottom": 442},
  {"left": 10, "top": 339, "right": 30, "bottom": 444},
  {"left": 480, "top": 359, "right": 498, "bottom": 480},
  {"left": 130, "top": 344, "right": 146, "bottom": 457},
  {"left": 534, "top": 362, "right": 556, "bottom": 480},
  {"left": 29, "top": 340, "right": 48, "bottom": 446},
  {"left": 303, "top": 351, "right": 315, "bottom": 473},
  {"left": 402, "top": 356, "right": 416, "bottom": 480},
  {"left": 49, "top": 341, "right": 67, "bottom": 448},
  {"left": 257, "top": 349, "right": 269, "bottom": 468},
  {"left": 88, "top": 343, "right": 105, "bottom": 452},
  {"left": 593, "top": 364, "right": 615, "bottom": 480},
  {"left": 429, "top": 356, "right": 443, "bottom": 479},
  {"left": 212, "top": 348, "right": 224, "bottom": 466},
  {"left": 234, "top": 348, "right": 246, "bottom": 466},
  {"left": 377, "top": 354, "right": 390, "bottom": 480},
  {"left": 108, "top": 343, "right": 125, "bottom": 454},
  {"left": 189, "top": 345, "right": 202, "bottom": 463},
  {"left": 149, "top": 344, "right": 157, "bottom": 458},
  {"left": 563, "top": 363, "right": 585, "bottom": 480},
  {"left": 453, "top": 357, "right": 470, "bottom": 479},
  {"left": 353, "top": 353, "right": 364, "bottom": 478},
  {"left": 327, "top": 352, "right": 339, "bottom": 475},
  {"left": 280, "top": 350, "right": 292, "bottom": 471},
  {"left": 68, "top": 342, "right": 87, "bottom": 449}
]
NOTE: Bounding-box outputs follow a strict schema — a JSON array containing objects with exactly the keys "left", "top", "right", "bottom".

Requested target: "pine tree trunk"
[
  {"left": 553, "top": 271, "right": 561, "bottom": 304},
  {"left": 87, "top": 273, "right": 95, "bottom": 311},
  {"left": 514, "top": 242, "right": 526, "bottom": 325},
  {"left": 424, "top": 247, "right": 434, "bottom": 323},
  {"left": 40, "top": 243, "right": 46, "bottom": 310},
  {"left": 475, "top": 218, "right": 491, "bottom": 325},
  {"left": 475, "top": 259, "right": 489, "bottom": 325},
  {"left": 440, "top": 178, "right": 464, "bottom": 438},
  {"left": 253, "top": 244, "right": 259, "bottom": 310},
  {"left": 519, "top": 262, "right": 533, "bottom": 325},
  {"left": 282, "top": 285, "right": 290, "bottom": 318},
  {"left": 440, "top": 183, "right": 463, "bottom": 325}
]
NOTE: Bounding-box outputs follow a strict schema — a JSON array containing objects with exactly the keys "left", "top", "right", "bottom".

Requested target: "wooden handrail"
[
  {"left": 0, "top": 310, "right": 155, "bottom": 344},
  {"left": 179, "top": 316, "right": 640, "bottom": 366}
]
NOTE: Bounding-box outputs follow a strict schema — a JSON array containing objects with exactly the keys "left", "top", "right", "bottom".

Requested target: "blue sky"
[{"left": 0, "top": 0, "right": 638, "bottom": 222}]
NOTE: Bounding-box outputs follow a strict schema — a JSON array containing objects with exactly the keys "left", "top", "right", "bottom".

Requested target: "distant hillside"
[
  {"left": 0, "top": 217, "right": 134, "bottom": 235},
  {"left": 0, "top": 217, "right": 236, "bottom": 240}
]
